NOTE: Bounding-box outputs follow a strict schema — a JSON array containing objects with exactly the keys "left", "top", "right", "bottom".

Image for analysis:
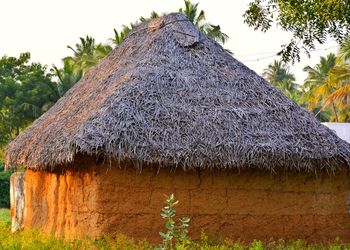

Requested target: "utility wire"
[{"left": 236, "top": 45, "right": 339, "bottom": 62}]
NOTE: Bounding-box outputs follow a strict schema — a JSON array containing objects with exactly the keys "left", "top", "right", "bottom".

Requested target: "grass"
[
  {"left": 0, "top": 208, "right": 349, "bottom": 249},
  {"left": 0, "top": 208, "right": 10, "bottom": 227}
]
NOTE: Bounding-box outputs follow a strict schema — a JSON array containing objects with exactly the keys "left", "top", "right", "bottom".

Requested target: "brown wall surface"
[{"left": 24, "top": 158, "right": 350, "bottom": 243}]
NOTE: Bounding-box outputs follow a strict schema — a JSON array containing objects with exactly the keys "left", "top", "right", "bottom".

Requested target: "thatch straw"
[{"left": 5, "top": 13, "right": 350, "bottom": 172}]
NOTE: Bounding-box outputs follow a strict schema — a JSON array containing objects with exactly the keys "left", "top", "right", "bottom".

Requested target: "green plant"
[
  {"left": 156, "top": 194, "right": 190, "bottom": 250},
  {"left": 0, "top": 169, "right": 12, "bottom": 208}
]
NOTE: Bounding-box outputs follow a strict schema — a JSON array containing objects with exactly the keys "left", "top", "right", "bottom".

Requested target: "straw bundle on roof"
[{"left": 5, "top": 13, "right": 350, "bottom": 171}]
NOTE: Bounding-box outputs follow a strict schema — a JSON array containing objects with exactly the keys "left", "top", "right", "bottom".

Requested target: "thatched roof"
[{"left": 5, "top": 13, "right": 350, "bottom": 172}]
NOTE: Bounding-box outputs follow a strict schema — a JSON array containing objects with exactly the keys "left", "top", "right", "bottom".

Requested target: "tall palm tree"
[
  {"left": 325, "top": 36, "right": 350, "bottom": 117},
  {"left": 263, "top": 60, "right": 296, "bottom": 85},
  {"left": 324, "top": 64, "right": 350, "bottom": 121},
  {"left": 263, "top": 60, "right": 300, "bottom": 102},
  {"left": 301, "top": 53, "right": 337, "bottom": 121},
  {"left": 65, "top": 36, "right": 112, "bottom": 74},
  {"left": 323, "top": 39, "right": 350, "bottom": 121},
  {"left": 52, "top": 58, "right": 83, "bottom": 97},
  {"left": 52, "top": 36, "right": 112, "bottom": 97}
]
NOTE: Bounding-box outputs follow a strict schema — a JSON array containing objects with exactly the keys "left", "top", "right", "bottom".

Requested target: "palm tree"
[
  {"left": 65, "top": 36, "right": 112, "bottom": 74},
  {"left": 52, "top": 36, "right": 111, "bottom": 97},
  {"left": 323, "top": 47, "right": 350, "bottom": 121},
  {"left": 110, "top": 26, "right": 131, "bottom": 46},
  {"left": 263, "top": 60, "right": 300, "bottom": 102},
  {"left": 263, "top": 60, "right": 296, "bottom": 85},
  {"left": 338, "top": 36, "right": 350, "bottom": 62},
  {"left": 52, "top": 58, "right": 83, "bottom": 97},
  {"left": 179, "top": 0, "right": 228, "bottom": 44},
  {"left": 324, "top": 65, "right": 350, "bottom": 121},
  {"left": 301, "top": 53, "right": 337, "bottom": 121},
  {"left": 324, "top": 36, "right": 350, "bottom": 119}
]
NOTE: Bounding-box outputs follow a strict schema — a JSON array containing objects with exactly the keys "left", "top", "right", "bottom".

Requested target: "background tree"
[
  {"left": 300, "top": 53, "right": 336, "bottom": 121},
  {"left": 323, "top": 38, "right": 350, "bottom": 121},
  {"left": 52, "top": 58, "right": 83, "bottom": 97},
  {"left": 0, "top": 53, "right": 59, "bottom": 145},
  {"left": 110, "top": 26, "right": 131, "bottom": 47},
  {"left": 263, "top": 60, "right": 300, "bottom": 102},
  {"left": 52, "top": 36, "right": 111, "bottom": 97},
  {"left": 65, "top": 36, "right": 112, "bottom": 74},
  {"left": 244, "top": 0, "right": 350, "bottom": 63},
  {"left": 179, "top": 0, "right": 228, "bottom": 44}
]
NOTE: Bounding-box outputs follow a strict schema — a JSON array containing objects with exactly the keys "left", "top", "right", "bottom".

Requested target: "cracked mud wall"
[{"left": 24, "top": 157, "right": 350, "bottom": 242}]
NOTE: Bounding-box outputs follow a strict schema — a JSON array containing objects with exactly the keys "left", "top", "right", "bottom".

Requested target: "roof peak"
[{"left": 128, "top": 13, "right": 200, "bottom": 47}]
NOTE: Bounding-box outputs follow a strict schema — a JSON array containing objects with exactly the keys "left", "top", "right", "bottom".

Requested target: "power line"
[{"left": 237, "top": 45, "right": 339, "bottom": 63}]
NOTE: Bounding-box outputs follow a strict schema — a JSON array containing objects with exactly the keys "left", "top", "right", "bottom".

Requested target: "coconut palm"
[
  {"left": 263, "top": 60, "right": 296, "bottom": 85},
  {"left": 179, "top": 0, "right": 228, "bottom": 44},
  {"left": 263, "top": 60, "right": 300, "bottom": 102},
  {"left": 324, "top": 64, "right": 350, "bottom": 121},
  {"left": 65, "top": 36, "right": 112, "bottom": 74},
  {"left": 52, "top": 36, "right": 112, "bottom": 97},
  {"left": 338, "top": 36, "right": 350, "bottom": 62},
  {"left": 323, "top": 41, "right": 350, "bottom": 121},
  {"left": 52, "top": 58, "right": 83, "bottom": 97},
  {"left": 325, "top": 36, "right": 350, "bottom": 116},
  {"left": 110, "top": 26, "right": 131, "bottom": 46},
  {"left": 301, "top": 53, "right": 337, "bottom": 121}
]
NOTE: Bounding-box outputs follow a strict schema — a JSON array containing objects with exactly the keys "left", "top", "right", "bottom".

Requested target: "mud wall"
[{"left": 24, "top": 158, "right": 350, "bottom": 242}]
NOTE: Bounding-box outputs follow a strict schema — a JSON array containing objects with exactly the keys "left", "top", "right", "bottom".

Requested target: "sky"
[{"left": 0, "top": 0, "right": 339, "bottom": 83}]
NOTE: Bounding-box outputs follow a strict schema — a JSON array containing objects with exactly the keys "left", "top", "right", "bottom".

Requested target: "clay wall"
[{"left": 24, "top": 158, "right": 350, "bottom": 242}]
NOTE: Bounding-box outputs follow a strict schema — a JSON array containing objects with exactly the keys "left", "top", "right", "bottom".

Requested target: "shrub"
[{"left": 0, "top": 163, "right": 12, "bottom": 208}]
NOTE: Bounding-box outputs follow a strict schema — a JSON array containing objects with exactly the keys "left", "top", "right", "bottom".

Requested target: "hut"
[{"left": 5, "top": 13, "right": 350, "bottom": 242}]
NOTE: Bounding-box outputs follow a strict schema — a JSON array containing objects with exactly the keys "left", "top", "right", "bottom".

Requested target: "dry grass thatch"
[{"left": 5, "top": 13, "right": 350, "bottom": 172}]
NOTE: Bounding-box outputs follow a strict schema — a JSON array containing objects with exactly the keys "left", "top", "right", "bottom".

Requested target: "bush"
[{"left": 0, "top": 162, "right": 12, "bottom": 208}]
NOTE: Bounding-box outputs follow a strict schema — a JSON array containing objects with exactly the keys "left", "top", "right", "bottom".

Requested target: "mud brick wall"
[{"left": 23, "top": 158, "right": 350, "bottom": 242}]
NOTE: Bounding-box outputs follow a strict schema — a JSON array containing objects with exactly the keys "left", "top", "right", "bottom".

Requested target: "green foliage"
[
  {"left": 0, "top": 158, "right": 4, "bottom": 171},
  {"left": 262, "top": 60, "right": 301, "bottom": 103},
  {"left": 244, "top": 0, "right": 350, "bottom": 63},
  {"left": 110, "top": 26, "right": 131, "bottom": 46},
  {"left": 51, "top": 36, "right": 112, "bottom": 97},
  {"left": 156, "top": 194, "right": 190, "bottom": 250},
  {"left": 0, "top": 53, "right": 60, "bottom": 146},
  {"left": 179, "top": 0, "right": 228, "bottom": 44},
  {"left": 300, "top": 50, "right": 350, "bottom": 122},
  {"left": 52, "top": 58, "right": 83, "bottom": 97},
  {"left": 0, "top": 169, "right": 12, "bottom": 208}
]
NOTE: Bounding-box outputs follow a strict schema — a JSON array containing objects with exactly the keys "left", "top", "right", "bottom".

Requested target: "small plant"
[{"left": 155, "top": 194, "right": 190, "bottom": 250}]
